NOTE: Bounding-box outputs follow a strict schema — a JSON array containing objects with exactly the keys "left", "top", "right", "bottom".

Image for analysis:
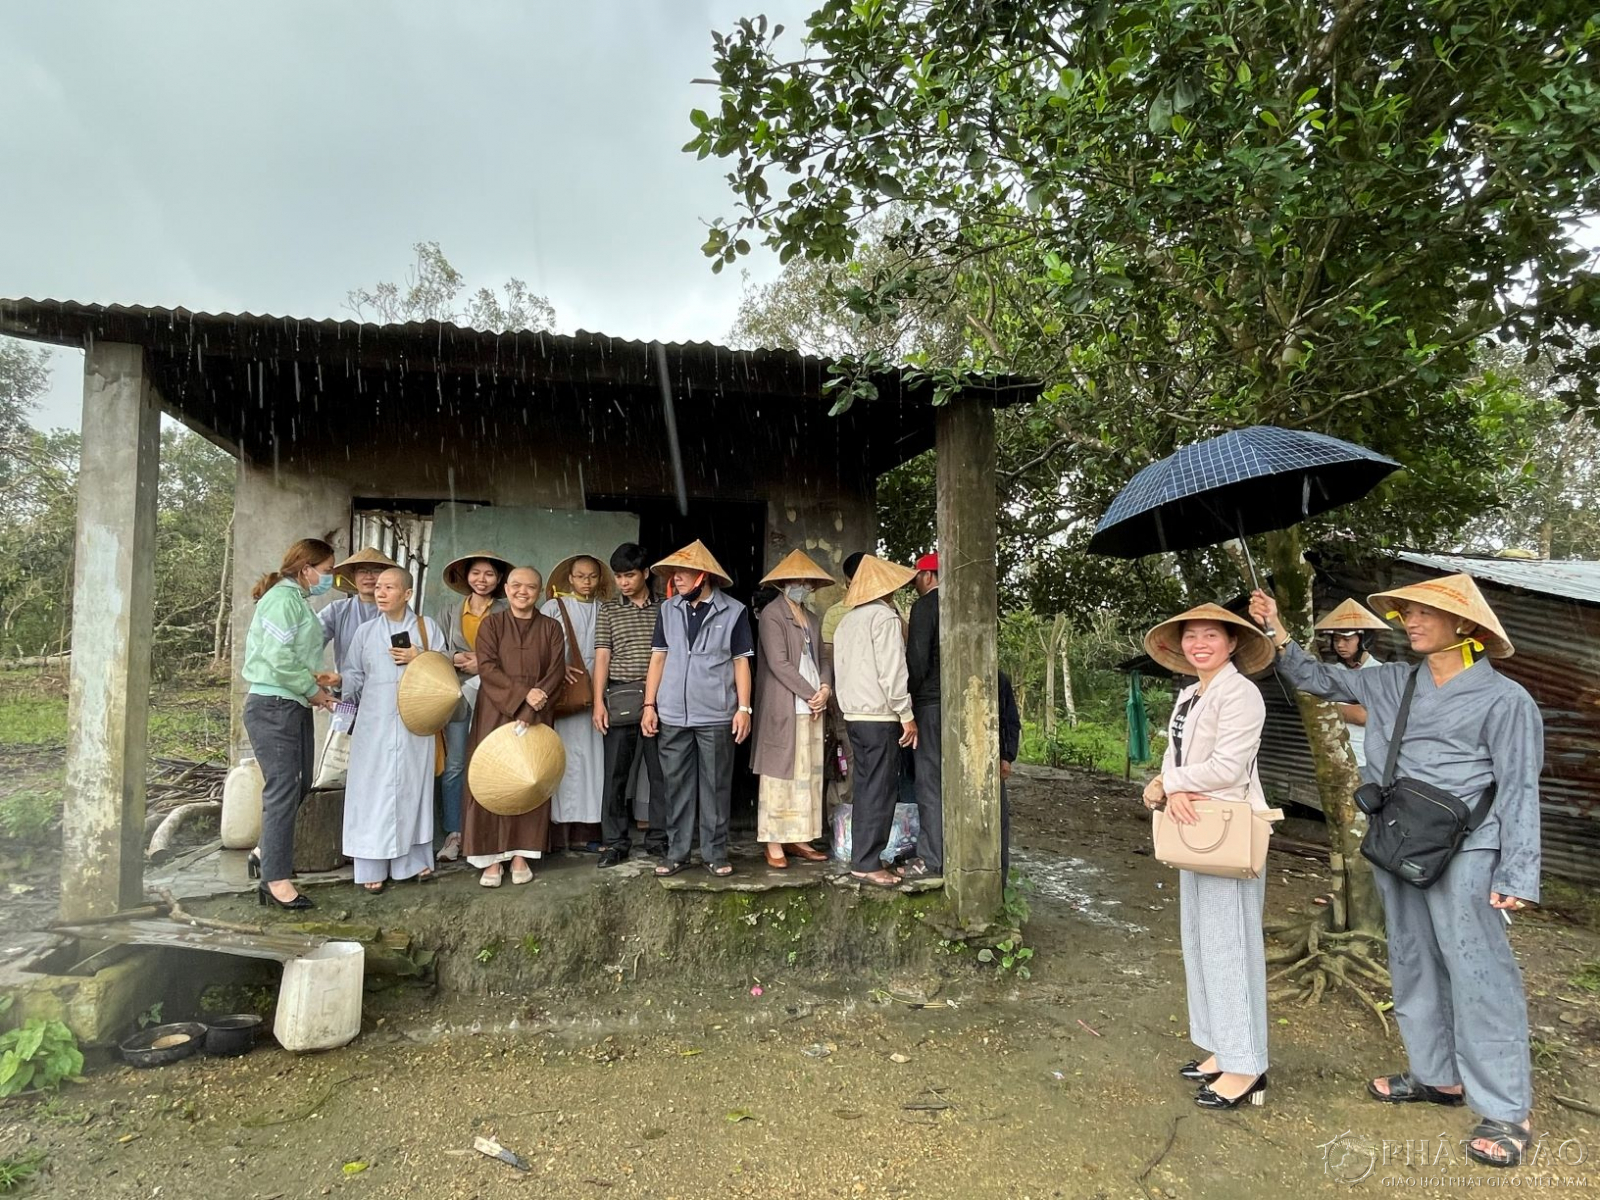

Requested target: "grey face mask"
[{"left": 784, "top": 585, "right": 812, "bottom": 603}]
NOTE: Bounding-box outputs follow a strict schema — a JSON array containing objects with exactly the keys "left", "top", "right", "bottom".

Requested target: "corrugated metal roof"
[
  {"left": 0, "top": 296, "right": 1038, "bottom": 405},
  {"left": 1396, "top": 551, "right": 1600, "bottom": 605}
]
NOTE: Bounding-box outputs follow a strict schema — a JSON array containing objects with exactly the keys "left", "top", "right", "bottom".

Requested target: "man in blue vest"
[{"left": 641, "top": 540, "right": 754, "bottom": 878}]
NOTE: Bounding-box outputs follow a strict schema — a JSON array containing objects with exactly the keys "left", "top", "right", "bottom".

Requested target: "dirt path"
[{"left": 2, "top": 766, "right": 1597, "bottom": 1198}]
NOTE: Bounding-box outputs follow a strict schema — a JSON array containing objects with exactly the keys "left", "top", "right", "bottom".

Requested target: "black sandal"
[
  {"left": 654, "top": 860, "right": 690, "bottom": 877},
  {"left": 1365, "top": 1073, "right": 1464, "bottom": 1106},
  {"left": 705, "top": 862, "right": 734, "bottom": 877},
  {"left": 896, "top": 858, "right": 938, "bottom": 879},
  {"left": 1465, "top": 1118, "right": 1530, "bottom": 1168},
  {"left": 361, "top": 881, "right": 387, "bottom": 895}
]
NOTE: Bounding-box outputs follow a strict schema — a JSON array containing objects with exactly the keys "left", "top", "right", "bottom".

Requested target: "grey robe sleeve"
[
  {"left": 1275, "top": 640, "right": 1385, "bottom": 706},
  {"left": 342, "top": 623, "right": 370, "bottom": 707},
  {"left": 1484, "top": 690, "right": 1544, "bottom": 902}
]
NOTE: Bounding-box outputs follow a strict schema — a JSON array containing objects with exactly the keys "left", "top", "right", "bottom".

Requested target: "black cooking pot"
[
  {"left": 120, "top": 1022, "right": 208, "bottom": 1068},
  {"left": 204, "top": 1014, "right": 263, "bottom": 1057}
]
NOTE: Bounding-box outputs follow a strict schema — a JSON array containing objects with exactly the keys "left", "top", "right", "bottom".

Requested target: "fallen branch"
[
  {"left": 1554, "top": 1095, "right": 1600, "bottom": 1119},
  {"left": 240, "top": 1072, "right": 369, "bottom": 1128},
  {"left": 147, "top": 801, "right": 221, "bottom": 861},
  {"left": 1135, "top": 1115, "right": 1184, "bottom": 1200}
]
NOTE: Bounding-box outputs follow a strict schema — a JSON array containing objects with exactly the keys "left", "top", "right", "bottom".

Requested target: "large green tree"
[{"left": 690, "top": 0, "right": 1599, "bottom": 992}]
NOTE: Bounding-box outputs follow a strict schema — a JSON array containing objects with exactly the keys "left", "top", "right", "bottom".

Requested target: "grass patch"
[
  {"left": 0, "top": 669, "right": 228, "bottom": 763},
  {"left": 0, "top": 792, "right": 55, "bottom": 843},
  {"left": 1540, "top": 877, "right": 1600, "bottom": 935},
  {"left": 1571, "top": 961, "right": 1600, "bottom": 994},
  {"left": 0, "top": 1153, "right": 44, "bottom": 1195}
]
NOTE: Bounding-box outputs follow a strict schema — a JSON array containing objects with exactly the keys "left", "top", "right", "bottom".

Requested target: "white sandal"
[
  {"left": 438, "top": 833, "right": 462, "bottom": 862},
  {"left": 510, "top": 859, "right": 534, "bottom": 885},
  {"left": 479, "top": 865, "right": 503, "bottom": 888}
]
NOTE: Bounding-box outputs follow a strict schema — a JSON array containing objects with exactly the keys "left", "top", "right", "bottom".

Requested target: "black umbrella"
[{"left": 1087, "top": 425, "right": 1400, "bottom": 582}]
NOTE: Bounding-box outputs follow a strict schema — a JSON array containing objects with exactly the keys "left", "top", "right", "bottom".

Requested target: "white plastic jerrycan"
[{"left": 220, "top": 757, "right": 265, "bottom": 850}]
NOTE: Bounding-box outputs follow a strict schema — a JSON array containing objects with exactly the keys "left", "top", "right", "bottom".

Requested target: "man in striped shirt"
[{"left": 593, "top": 543, "right": 667, "bottom": 866}]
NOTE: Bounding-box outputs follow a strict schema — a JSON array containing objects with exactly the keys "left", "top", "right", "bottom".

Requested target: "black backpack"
[{"left": 1356, "top": 665, "right": 1496, "bottom": 889}]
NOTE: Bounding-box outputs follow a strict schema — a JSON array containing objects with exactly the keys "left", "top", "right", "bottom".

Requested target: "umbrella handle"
[{"left": 1233, "top": 532, "right": 1277, "bottom": 637}]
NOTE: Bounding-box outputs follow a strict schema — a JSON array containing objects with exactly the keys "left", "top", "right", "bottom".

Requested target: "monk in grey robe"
[
  {"left": 462, "top": 567, "right": 567, "bottom": 886},
  {"left": 1252, "top": 578, "right": 1542, "bottom": 1169},
  {"left": 340, "top": 568, "right": 441, "bottom": 888}
]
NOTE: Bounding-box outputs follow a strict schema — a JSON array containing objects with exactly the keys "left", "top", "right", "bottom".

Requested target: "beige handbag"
[{"left": 1152, "top": 800, "right": 1283, "bottom": 880}]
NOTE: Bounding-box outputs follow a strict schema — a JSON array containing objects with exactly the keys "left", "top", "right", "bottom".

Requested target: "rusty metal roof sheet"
[{"left": 1396, "top": 552, "right": 1600, "bottom": 606}]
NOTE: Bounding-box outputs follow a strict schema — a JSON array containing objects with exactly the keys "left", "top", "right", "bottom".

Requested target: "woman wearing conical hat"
[
  {"left": 1140, "top": 603, "right": 1276, "bottom": 1112},
  {"left": 1252, "top": 575, "right": 1544, "bottom": 1168},
  {"left": 641, "top": 540, "right": 754, "bottom": 878},
  {"left": 750, "top": 550, "right": 837, "bottom": 870},
  {"left": 434, "top": 550, "right": 513, "bottom": 863},
  {"left": 1313, "top": 598, "right": 1389, "bottom": 770},
  {"left": 541, "top": 553, "right": 617, "bottom": 853},
  {"left": 833, "top": 556, "right": 920, "bottom": 887},
  {"left": 319, "top": 547, "right": 400, "bottom": 681}
]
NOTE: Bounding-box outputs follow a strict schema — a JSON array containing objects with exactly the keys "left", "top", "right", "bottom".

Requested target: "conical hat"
[
  {"left": 546, "top": 553, "right": 617, "bottom": 602},
  {"left": 396, "top": 650, "right": 463, "bottom": 735},
  {"left": 652, "top": 540, "right": 732, "bottom": 588},
  {"left": 1314, "top": 598, "right": 1389, "bottom": 633},
  {"left": 467, "top": 722, "right": 567, "bottom": 817},
  {"left": 1369, "top": 573, "right": 1513, "bottom": 658},
  {"left": 843, "top": 556, "right": 917, "bottom": 608},
  {"left": 443, "top": 550, "right": 514, "bottom": 596},
  {"left": 1143, "top": 603, "right": 1276, "bottom": 677},
  {"left": 331, "top": 547, "right": 400, "bottom": 593},
  {"left": 761, "top": 549, "right": 836, "bottom": 588}
]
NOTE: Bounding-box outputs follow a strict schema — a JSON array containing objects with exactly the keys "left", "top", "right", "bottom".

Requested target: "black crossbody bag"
[{"left": 1354, "top": 665, "right": 1496, "bottom": 889}]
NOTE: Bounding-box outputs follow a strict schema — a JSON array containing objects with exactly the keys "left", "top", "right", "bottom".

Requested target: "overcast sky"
[{"left": 0, "top": 1, "right": 806, "bottom": 430}]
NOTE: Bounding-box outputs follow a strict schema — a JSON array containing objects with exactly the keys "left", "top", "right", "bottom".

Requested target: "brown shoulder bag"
[{"left": 552, "top": 599, "right": 594, "bottom": 717}]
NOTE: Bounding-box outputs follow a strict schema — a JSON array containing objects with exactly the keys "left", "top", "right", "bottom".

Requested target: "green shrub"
[
  {"left": 0, "top": 792, "right": 55, "bottom": 843},
  {"left": 1020, "top": 717, "right": 1132, "bottom": 774},
  {"left": 0, "top": 1018, "right": 83, "bottom": 1096}
]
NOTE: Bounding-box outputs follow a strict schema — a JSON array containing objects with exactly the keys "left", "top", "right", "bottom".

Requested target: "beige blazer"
[{"left": 1159, "top": 660, "right": 1268, "bottom": 811}]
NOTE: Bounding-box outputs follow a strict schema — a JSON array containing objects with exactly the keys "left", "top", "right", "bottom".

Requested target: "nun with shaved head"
[{"left": 340, "top": 567, "right": 447, "bottom": 891}]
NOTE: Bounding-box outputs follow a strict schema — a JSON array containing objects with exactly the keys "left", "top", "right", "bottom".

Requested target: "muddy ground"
[{"left": 2, "top": 766, "right": 1598, "bottom": 1198}]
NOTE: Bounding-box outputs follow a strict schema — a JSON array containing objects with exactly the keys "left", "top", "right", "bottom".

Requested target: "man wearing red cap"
[{"left": 903, "top": 551, "right": 942, "bottom": 879}]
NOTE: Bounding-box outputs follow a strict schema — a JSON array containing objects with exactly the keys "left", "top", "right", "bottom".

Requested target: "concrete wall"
[
  {"left": 229, "top": 459, "right": 353, "bottom": 762},
  {"left": 422, "top": 502, "right": 640, "bottom": 606}
]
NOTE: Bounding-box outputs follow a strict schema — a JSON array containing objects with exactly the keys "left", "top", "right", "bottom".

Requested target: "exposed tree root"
[{"left": 1266, "top": 909, "right": 1392, "bottom": 1032}]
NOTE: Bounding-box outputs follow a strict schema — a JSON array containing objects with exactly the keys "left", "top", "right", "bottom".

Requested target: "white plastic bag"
[{"left": 313, "top": 725, "right": 352, "bottom": 790}]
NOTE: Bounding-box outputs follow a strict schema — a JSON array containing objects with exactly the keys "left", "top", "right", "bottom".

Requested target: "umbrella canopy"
[
  {"left": 1125, "top": 671, "right": 1151, "bottom": 765},
  {"left": 1087, "top": 426, "right": 1401, "bottom": 559}
]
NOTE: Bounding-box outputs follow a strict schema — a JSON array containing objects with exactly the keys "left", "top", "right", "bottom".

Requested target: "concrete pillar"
[
  {"left": 60, "top": 344, "right": 162, "bottom": 921},
  {"left": 935, "top": 396, "right": 1002, "bottom": 931},
  {"left": 228, "top": 460, "right": 353, "bottom": 763}
]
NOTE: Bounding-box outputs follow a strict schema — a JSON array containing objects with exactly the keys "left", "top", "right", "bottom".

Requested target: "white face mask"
[{"left": 784, "top": 585, "right": 812, "bottom": 603}]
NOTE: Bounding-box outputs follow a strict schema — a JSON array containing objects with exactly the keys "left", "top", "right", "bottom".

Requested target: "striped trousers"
[{"left": 1179, "top": 870, "right": 1269, "bottom": 1075}]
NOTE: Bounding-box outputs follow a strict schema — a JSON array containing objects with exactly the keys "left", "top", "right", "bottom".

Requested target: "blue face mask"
[{"left": 308, "top": 570, "right": 335, "bottom": 597}]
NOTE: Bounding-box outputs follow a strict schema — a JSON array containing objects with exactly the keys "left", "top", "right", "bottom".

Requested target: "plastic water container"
[
  {"left": 220, "top": 757, "right": 265, "bottom": 850},
  {"left": 273, "top": 942, "right": 364, "bottom": 1052}
]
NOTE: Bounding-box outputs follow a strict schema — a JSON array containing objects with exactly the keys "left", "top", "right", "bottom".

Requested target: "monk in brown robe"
[{"left": 462, "top": 566, "right": 567, "bottom": 886}]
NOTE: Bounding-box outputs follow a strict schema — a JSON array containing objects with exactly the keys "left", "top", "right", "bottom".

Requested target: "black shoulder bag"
[{"left": 1355, "top": 665, "right": 1496, "bottom": 889}]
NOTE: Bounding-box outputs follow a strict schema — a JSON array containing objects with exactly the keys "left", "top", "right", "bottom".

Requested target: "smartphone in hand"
[{"left": 390, "top": 632, "right": 412, "bottom": 650}]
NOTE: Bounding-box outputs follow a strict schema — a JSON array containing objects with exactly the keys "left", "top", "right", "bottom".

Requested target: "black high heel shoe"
[
  {"left": 247, "top": 851, "right": 262, "bottom": 880},
  {"left": 1196, "top": 1074, "right": 1267, "bottom": 1110},
  {"left": 1180, "top": 1060, "right": 1222, "bottom": 1084},
  {"left": 256, "top": 883, "right": 314, "bottom": 911}
]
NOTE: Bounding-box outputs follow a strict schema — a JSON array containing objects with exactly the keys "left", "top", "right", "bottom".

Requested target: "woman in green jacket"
[{"left": 242, "top": 538, "right": 338, "bottom": 909}]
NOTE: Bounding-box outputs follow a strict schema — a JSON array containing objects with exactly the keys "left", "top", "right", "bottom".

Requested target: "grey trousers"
[
  {"left": 1373, "top": 849, "right": 1532, "bottom": 1123},
  {"left": 911, "top": 701, "right": 943, "bottom": 872},
  {"left": 1179, "top": 869, "right": 1269, "bottom": 1075},
  {"left": 847, "top": 720, "right": 900, "bottom": 873},
  {"left": 243, "top": 694, "right": 314, "bottom": 883},
  {"left": 656, "top": 723, "right": 733, "bottom": 865}
]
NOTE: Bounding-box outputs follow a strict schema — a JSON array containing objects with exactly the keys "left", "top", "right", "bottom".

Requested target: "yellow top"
[{"left": 461, "top": 604, "right": 486, "bottom": 651}]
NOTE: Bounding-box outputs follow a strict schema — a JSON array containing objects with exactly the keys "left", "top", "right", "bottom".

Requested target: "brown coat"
[
  {"left": 462, "top": 610, "right": 567, "bottom": 856},
  {"left": 750, "top": 599, "right": 832, "bottom": 779}
]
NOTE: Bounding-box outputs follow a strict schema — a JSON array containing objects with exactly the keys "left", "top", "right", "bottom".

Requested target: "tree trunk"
[
  {"left": 1040, "top": 619, "right": 1058, "bottom": 738},
  {"left": 1059, "top": 628, "right": 1076, "bottom": 729},
  {"left": 1263, "top": 526, "right": 1384, "bottom": 935}
]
